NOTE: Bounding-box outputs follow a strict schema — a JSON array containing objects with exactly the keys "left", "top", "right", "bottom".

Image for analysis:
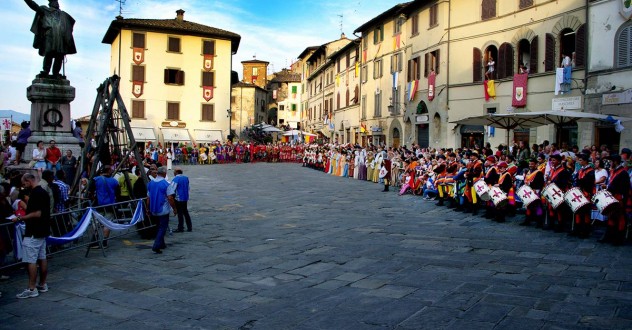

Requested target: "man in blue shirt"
[
  {"left": 90, "top": 165, "right": 120, "bottom": 248},
  {"left": 171, "top": 167, "right": 192, "bottom": 232},
  {"left": 147, "top": 167, "right": 176, "bottom": 254}
]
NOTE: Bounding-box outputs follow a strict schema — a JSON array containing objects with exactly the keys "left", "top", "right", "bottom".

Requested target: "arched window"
[
  {"left": 517, "top": 36, "right": 538, "bottom": 74},
  {"left": 616, "top": 22, "right": 632, "bottom": 68},
  {"left": 484, "top": 45, "right": 498, "bottom": 80},
  {"left": 519, "top": 0, "right": 533, "bottom": 9},
  {"left": 473, "top": 47, "right": 483, "bottom": 82},
  {"left": 336, "top": 92, "right": 341, "bottom": 109},
  {"left": 416, "top": 101, "right": 429, "bottom": 114},
  {"left": 481, "top": 0, "right": 496, "bottom": 21}
]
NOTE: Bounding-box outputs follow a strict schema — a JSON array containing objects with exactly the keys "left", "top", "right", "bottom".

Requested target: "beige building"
[
  {"left": 327, "top": 40, "right": 362, "bottom": 145},
  {"left": 584, "top": 0, "right": 632, "bottom": 151},
  {"left": 295, "top": 47, "right": 319, "bottom": 133},
  {"left": 267, "top": 69, "right": 302, "bottom": 129},
  {"left": 303, "top": 35, "right": 352, "bottom": 141},
  {"left": 102, "top": 9, "right": 241, "bottom": 146}
]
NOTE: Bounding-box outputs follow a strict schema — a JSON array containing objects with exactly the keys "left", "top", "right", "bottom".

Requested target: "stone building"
[
  {"left": 241, "top": 59, "right": 270, "bottom": 89},
  {"left": 267, "top": 69, "right": 303, "bottom": 129},
  {"left": 102, "top": 9, "right": 240, "bottom": 146},
  {"left": 231, "top": 82, "right": 268, "bottom": 139}
]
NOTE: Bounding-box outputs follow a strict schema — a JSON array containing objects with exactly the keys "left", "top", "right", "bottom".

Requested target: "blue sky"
[{"left": 1, "top": 0, "right": 402, "bottom": 118}]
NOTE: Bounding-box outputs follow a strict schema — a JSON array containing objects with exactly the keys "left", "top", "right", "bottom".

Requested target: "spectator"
[
  {"left": 45, "top": 140, "right": 62, "bottom": 173},
  {"left": 13, "top": 173, "right": 51, "bottom": 299},
  {"left": 147, "top": 167, "right": 176, "bottom": 254},
  {"left": 171, "top": 167, "right": 192, "bottom": 232},
  {"left": 14, "top": 121, "right": 31, "bottom": 165}
]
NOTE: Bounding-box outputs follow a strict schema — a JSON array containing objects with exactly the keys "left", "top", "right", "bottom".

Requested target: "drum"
[
  {"left": 592, "top": 190, "right": 620, "bottom": 215},
  {"left": 542, "top": 183, "right": 564, "bottom": 209},
  {"left": 474, "top": 179, "right": 491, "bottom": 201},
  {"left": 378, "top": 166, "right": 388, "bottom": 179},
  {"left": 490, "top": 186, "right": 508, "bottom": 207},
  {"left": 563, "top": 187, "right": 591, "bottom": 213},
  {"left": 517, "top": 185, "right": 538, "bottom": 207}
]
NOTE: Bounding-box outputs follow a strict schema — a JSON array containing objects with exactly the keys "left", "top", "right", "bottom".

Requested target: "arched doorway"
[
  {"left": 392, "top": 127, "right": 401, "bottom": 148},
  {"left": 432, "top": 113, "right": 442, "bottom": 145}
]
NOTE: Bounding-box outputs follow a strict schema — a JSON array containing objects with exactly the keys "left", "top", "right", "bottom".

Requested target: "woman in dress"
[{"left": 32, "top": 140, "right": 47, "bottom": 172}]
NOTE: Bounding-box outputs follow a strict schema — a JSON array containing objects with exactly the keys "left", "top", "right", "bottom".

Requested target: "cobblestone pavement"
[{"left": 1, "top": 163, "right": 632, "bottom": 329}]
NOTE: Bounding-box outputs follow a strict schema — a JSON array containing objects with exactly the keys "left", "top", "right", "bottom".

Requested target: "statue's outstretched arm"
[{"left": 24, "top": 0, "right": 43, "bottom": 13}]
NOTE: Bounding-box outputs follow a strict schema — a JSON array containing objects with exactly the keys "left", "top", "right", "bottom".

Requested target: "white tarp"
[
  {"left": 131, "top": 127, "right": 156, "bottom": 142},
  {"left": 161, "top": 128, "right": 191, "bottom": 142},
  {"left": 194, "top": 129, "right": 223, "bottom": 142}
]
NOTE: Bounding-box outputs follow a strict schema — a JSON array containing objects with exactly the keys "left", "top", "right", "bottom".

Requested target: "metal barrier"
[{"left": 0, "top": 198, "right": 155, "bottom": 271}]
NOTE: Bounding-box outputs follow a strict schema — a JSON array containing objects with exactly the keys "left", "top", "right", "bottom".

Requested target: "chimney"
[{"left": 176, "top": 9, "right": 185, "bottom": 21}]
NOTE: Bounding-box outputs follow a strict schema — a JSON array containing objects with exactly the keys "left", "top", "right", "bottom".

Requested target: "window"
[
  {"left": 280, "top": 105, "right": 285, "bottom": 111},
  {"left": 202, "top": 72, "right": 214, "bottom": 86},
  {"left": 131, "top": 100, "right": 145, "bottom": 118},
  {"left": 164, "top": 69, "right": 185, "bottom": 85},
  {"left": 346, "top": 53, "right": 351, "bottom": 68},
  {"left": 483, "top": 45, "right": 498, "bottom": 78},
  {"left": 363, "top": 36, "right": 368, "bottom": 49},
  {"left": 374, "top": 91, "right": 382, "bottom": 117},
  {"left": 346, "top": 89, "right": 350, "bottom": 107},
  {"left": 202, "top": 40, "right": 215, "bottom": 55},
  {"left": 337, "top": 93, "right": 341, "bottom": 109},
  {"left": 391, "top": 53, "right": 403, "bottom": 73},
  {"left": 407, "top": 57, "right": 421, "bottom": 81},
  {"left": 132, "top": 65, "right": 145, "bottom": 82},
  {"left": 473, "top": 48, "right": 483, "bottom": 82},
  {"left": 429, "top": 4, "right": 438, "bottom": 27},
  {"left": 394, "top": 17, "right": 404, "bottom": 35},
  {"left": 362, "top": 65, "right": 368, "bottom": 83},
  {"left": 353, "top": 85, "right": 359, "bottom": 104},
  {"left": 373, "top": 25, "right": 384, "bottom": 44},
  {"left": 411, "top": 13, "right": 419, "bottom": 35},
  {"left": 253, "top": 67, "right": 259, "bottom": 76},
  {"left": 481, "top": 0, "right": 496, "bottom": 20},
  {"left": 617, "top": 23, "right": 632, "bottom": 68},
  {"left": 201, "top": 104, "right": 214, "bottom": 121},
  {"left": 373, "top": 59, "right": 383, "bottom": 79},
  {"left": 291, "top": 85, "right": 298, "bottom": 96},
  {"left": 133, "top": 33, "right": 145, "bottom": 48},
  {"left": 167, "top": 102, "right": 180, "bottom": 120},
  {"left": 424, "top": 50, "right": 440, "bottom": 77},
  {"left": 291, "top": 104, "right": 297, "bottom": 111},
  {"left": 517, "top": 36, "right": 538, "bottom": 74},
  {"left": 391, "top": 87, "right": 400, "bottom": 114},
  {"left": 519, "top": 0, "right": 534, "bottom": 9},
  {"left": 168, "top": 37, "right": 181, "bottom": 52}
]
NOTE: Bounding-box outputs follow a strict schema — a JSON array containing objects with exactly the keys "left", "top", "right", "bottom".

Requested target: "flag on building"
[
  {"left": 0, "top": 117, "right": 11, "bottom": 131},
  {"left": 512, "top": 73, "right": 528, "bottom": 107},
  {"left": 360, "top": 123, "right": 367, "bottom": 133},
  {"left": 428, "top": 71, "right": 436, "bottom": 101},
  {"left": 203, "top": 55, "right": 214, "bottom": 71},
  {"left": 133, "top": 48, "right": 144, "bottom": 65},
  {"left": 132, "top": 81, "right": 143, "bottom": 98}
]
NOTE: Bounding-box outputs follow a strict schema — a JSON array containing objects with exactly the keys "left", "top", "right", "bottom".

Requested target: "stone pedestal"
[{"left": 24, "top": 77, "right": 83, "bottom": 160}]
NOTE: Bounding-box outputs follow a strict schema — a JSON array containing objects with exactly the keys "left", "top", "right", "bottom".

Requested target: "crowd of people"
[{"left": 302, "top": 141, "right": 631, "bottom": 246}]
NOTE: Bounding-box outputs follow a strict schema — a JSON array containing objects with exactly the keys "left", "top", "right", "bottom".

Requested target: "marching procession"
[{"left": 302, "top": 142, "right": 632, "bottom": 246}]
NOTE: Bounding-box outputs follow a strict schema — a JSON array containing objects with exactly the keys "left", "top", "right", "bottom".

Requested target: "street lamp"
[{"left": 227, "top": 109, "right": 233, "bottom": 141}]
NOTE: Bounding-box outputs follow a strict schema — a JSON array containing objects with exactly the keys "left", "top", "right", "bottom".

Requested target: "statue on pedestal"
[{"left": 24, "top": 0, "right": 76, "bottom": 79}]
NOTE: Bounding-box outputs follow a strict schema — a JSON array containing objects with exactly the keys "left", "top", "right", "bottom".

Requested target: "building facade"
[
  {"left": 328, "top": 40, "right": 362, "bottom": 145},
  {"left": 102, "top": 9, "right": 241, "bottom": 146},
  {"left": 231, "top": 82, "right": 268, "bottom": 139},
  {"left": 267, "top": 69, "right": 302, "bottom": 129}
]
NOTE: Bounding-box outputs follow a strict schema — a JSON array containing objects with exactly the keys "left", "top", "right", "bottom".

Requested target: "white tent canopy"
[{"left": 282, "top": 130, "right": 317, "bottom": 137}]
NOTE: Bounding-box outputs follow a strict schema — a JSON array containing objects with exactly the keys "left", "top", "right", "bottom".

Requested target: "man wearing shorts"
[{"left": 12, "top": 173, "right": 51, "bottom": 299}]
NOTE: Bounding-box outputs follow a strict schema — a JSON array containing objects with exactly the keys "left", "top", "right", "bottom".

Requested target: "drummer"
[
  {"left": 494, "top": 161, "right": 513, "bottom": 223},
  {"left": 464, "top": 151, "right": 484, "bottom": 215},
  {"left": 572, "top": 153, "right": 595, "bottom": 238},
  {"left": 520, "top": 159, "right": 545, "bottom": 227},
  {"left": 483, "top": 156, "right": 499, "bottom": 219},
  {"left": 546, "top": 154, "right": 572, "bottom": 232},
  {"left": 600, "top": 154, "right": 630, "bottom": 245}
]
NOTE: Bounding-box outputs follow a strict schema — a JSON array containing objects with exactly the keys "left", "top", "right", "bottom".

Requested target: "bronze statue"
[{"left": 25, "top": 0, "right": 77, "bottom": 78}]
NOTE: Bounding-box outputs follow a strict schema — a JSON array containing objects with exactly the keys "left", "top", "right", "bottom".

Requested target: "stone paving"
[{"left": 1, "top": 163, "right": 632, "bottom": 329}]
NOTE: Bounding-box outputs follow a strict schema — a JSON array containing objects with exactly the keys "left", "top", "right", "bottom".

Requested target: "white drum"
[
  {"left": 379, "top": 166, "right": 388, "bottom": 179},
  {"left": 490, "top": 186, "right": 508, "bottom": 207},
  {"left": 592, "top": 190, "right": 620, "bottom": 215},
  {"left": 474, "top": 179, "right": 491, "bottom": 201},
  {"left": 517, "top": 185, "right": 538, "bottom": 207},
  {"left": 563, "top": 187, "right": 591, "bottom": 213},
  {"left": 542, "top": 183, "right": 564, "bottom": 210}
]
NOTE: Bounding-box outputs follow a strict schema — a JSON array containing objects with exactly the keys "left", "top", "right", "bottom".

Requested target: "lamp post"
[{"left": 227, "top": 109, "right": 233, "bottom": 142}]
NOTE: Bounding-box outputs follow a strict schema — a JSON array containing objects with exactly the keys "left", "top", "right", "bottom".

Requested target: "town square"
[{"left": 1, "top": 0, "right": 632, "bottom": 329}]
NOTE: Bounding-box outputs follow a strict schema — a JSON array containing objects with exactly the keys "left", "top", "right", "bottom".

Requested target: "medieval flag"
[
  {"left": 393, "top": 34, "right": 401, "bottom": 50},
  {"left": 132, "top": 80, "right": 143, "bottom": 98},
  {"left": 133, "top": 47, "right": 144, "bottom": 65},
  {"left": 335, "top": 74, "right": 340, "bottom": 87},
  {"left": 203, "top": 55, "right": 214, "bottom": 71},
  {"left": 408, "top": 80, "right": 419, "bottom": 101},
  {"left": 203, "top": 86, "right": 214, "bottom": 101},
  {"left": 360, "top": 123, "right": 367, "bottom": 133},
  {"left": 484, "top": 80, "right": 496, "bottom": 101},
  {"left": 512, "top": 73, "right": 528, "bottom": 107},
  {"left": 355, "top": 61, "right": 360, "bottom": 77},
  {"left": 0, "top": 117, "right": 11, "bottom": 131},
  {"left": 362, "top": 50, "right": 367, "bottom": 63},
  {"left": 392, "top": 71, "right": 398, "bottom": 89},
  {"left": 428, "top": 71, "right": 436, "bottom": 101}
]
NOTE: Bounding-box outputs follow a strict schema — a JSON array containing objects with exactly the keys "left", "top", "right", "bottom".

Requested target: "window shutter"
[
  {"left": 435, "top": 50, "right": 440, "bottom": 75},
  {"left": 529, "top": 36, "right": 539, "bottom": 73},
  {"left": 501, "top": 43, "right": 513, "bottom": 78},
  {"left": 497, "top": 44, "right": 506, "bottom": 79},
  {"left": 424, "top": 53, "right": 430, "bottom": 77},
  {"left": 164, "top": 69, "right": 169, "bottom": 84},
  {"left": 176, "top": 70, "right": 185, "bottom": 85},
  {"left": 618, "top": 26, "right": 631, "bottom": 67},
  {"left": 545, "top": 33, "right": 555, "bottom": 72},
  {"left": 575, "top": 24, "right": 586, "bottom": 67},
  {"left": 407, "top": 59, "right": 412, "bottom": 81},
  {"left": 473, "top": 48, "right": 482, "bottom": 82}
]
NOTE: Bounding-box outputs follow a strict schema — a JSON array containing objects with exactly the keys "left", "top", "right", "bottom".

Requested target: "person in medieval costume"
[{"left": 25, "top": 0, "right": 77, "bottom": 78}]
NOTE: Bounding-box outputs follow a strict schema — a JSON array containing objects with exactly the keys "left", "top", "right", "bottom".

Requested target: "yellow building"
[{"left": 102, "top": 9, "right": 241, "bottom": 146}]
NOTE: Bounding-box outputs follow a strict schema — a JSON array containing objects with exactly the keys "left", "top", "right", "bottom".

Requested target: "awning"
[
  {"left": 131, "top": 127, "right": 156, "bottom": 142},
  {"left": 160, "top": 128, "right": 191, "bottom": 141},
  {"left": 194, "top": 129, "right": 223, "bottom": 143},
  {"left": 460, "top": 125, "right": 485, "bottom": 134}
]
